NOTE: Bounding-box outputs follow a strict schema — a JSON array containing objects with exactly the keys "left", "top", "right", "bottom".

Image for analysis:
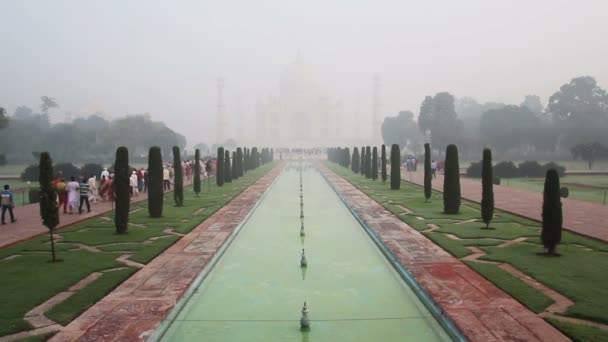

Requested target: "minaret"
[
  {"left": 372, "top": 75, "right": 382, "bottom": 144},
  {"left": 216, "top": 77, "right": 226, "bottom": 144}
]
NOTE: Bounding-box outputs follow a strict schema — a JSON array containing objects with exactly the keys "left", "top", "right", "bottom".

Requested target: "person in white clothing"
[
  {"left": 130, "top": 171, "right": 139, "bottom": 196},
  {"left": 100, "top": 168, "right": 110, "bottom": 181},
  {"left": 87, "top": 175, "right": 98, "bottom": 203}
]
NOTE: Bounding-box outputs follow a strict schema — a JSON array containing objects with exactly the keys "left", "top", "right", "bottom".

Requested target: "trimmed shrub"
[
  {"left": 518, "top": 161, "right": 544, "bottom": 177},
  {"left": 0, "top": 154, "right": 6, "bottom": 166},
  {"left": 424, "top": 143, "right": 431, "bottom": 201},
  {"left": 80, "top": 163, "right": 104, "bottom": 179},
  {"left": 371, "top": 147, "right": 378, "bottom": 180},
  {"left": 193, "top": 149, "right": 201, "bottom": 195},
  {"left": 543, "top": 162, "right": 566, "bottom": 177},
  {"left": 381, "top": 144, "right": 387, "bottom": 184},
  {"left": 224, "top": 150, "right": 232, "bottom": 183},
  {"left": 21, "top": 164, "right": 39, "bottom": 181},
  {"left": 365, "top": 146, "right": 372, "bottom": 178},
  {"left": 147, "top": 146, "right": 163, "bottom": 217},
  {"left": 216, "top": 147, "right": 224, "bottom": 186},
  {"left": 360, "top": 146, "right": 365, "bottom": 176},
  {"left": 237, "top": 147, "right": 244, "bottom": 177},
  {"left": 114, "top": 146, "right": 130, "bottom": 234},
  {"left": 390, "top": 144, "right": 400, "bottom": 190},
  {"left": 493, "top": 176, "right": 501, "bottom": 185},
  {"left": 28, "top": 187, "right": 40, "bottom": 204},
  {"left": 443, "top": 144, "right": 461, "bottom": 214},
  {"left": 465, "top": 161, "right": 482, "bottom": 178},
  {"left": 542, "top": 169, "right": 563, "bottom": 255},
  {"left": 39, "top": 152, "right": 59, "bottom": 262},
  {"left": 560, "top": 187, "right": 569, "bottom": 198},
  {"left": 481, "top": 148, "right": 494, "bottom": 229},
  {"left": 173, "top": 146, "right": 184, "bottom": 206},
  {"left": 352, "top": 147, "right": 360, "bottom": 174},
  {"left": 494, "top": 161, "right": 518, "bottom": 178},
  {"left": 232, "top": 151, "right": 238, "bottom": 180}
]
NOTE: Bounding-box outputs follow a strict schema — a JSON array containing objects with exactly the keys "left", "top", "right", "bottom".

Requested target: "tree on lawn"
[
  {"left": 443, "top": 144, "right": 461, "bottom": 214},
  {"left": 147, "top": 146, "right": 163, "bottom": 217},
  {"left": 542, "top": 169, "right": 563, "bottom": 255},
  {"left": 216, "top": 147, "right": 224, "bottom": 186},
  {"left": 237, "top": 147, "right": 244, "bottom": 177},
  {"left": 365, "top": 146, "right": 372, "bottom": 178},
  {"left": 424, "top": 143, "right": 432, "bottom": 202},
  {"left": 224, "top": 150, "right": 232, "bottom": 183},
  {"left": 352, "top": 147, "right": 360, "bottom": 174},
  {"left": 481, "top": 148, "right": 494, "bottom": 229},
  {"left": 39, "top": 152, "right": 59, "bottom": 262},
  {"left": 570, "top": 142, "right": 608, "bottom": 170},
  {"left": 173, "top": 146, "right": 184, "bottom": 206},
  {"left": 381, "top": 144, "right": 387, "bottom": 184},
  {"left": 114, "top": 146, "right": 130, "bottom": 234},
  {"left": 193, "top": 148, "right": 201, "bottom": 196},
  {"left": 390, "top": 144, "right": 400, "bottom": 190},
  {"left": 232, "top": 151, "right": 238, "bottom": 180},
  {"left": 360, "top": 146, "right": 365, "bottom": 176},
  {"left": 371, "top": 146, "right": 378, "bottom": 180}
]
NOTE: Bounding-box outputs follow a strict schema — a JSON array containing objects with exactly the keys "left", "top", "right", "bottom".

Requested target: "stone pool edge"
[{"left": 317, "top": 162, "right": 568, "bottom": 342}]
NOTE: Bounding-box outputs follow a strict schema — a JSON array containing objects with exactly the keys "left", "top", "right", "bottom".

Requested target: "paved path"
[
  {"left": 0, "top": 179, "right": 196, "bottom": 249},
  {"left": 403, "top": 170, "right": 608, "bottom": 242},
  {"left": 322, "top": 164, "right": 568, "bottom": 342},
  {"left": 49, "top": 166, "right": 282, "bottom": 342}
]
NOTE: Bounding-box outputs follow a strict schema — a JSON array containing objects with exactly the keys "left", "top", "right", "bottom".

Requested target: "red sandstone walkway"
[
  {"left": 321, "top": 164, "right": 568, "bottom": 342},
  {"left": 403, "top": 170, "right": 608, "bottom": 242},
  {"left": 0, "top": 180, "right": 196, "bottom": 249},
  {"left": 49, "top": 166, "right": 282, "bottom": 342}
]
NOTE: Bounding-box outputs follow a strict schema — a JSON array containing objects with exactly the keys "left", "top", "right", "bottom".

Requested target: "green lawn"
[
  {"left": 501, "top": 176, "right": 608, "bottom": 205},
  {"left": 0, "top": 162, "right": 276, "bottom": 338},
  {"left": 327, "top": 161, "right": 608, "bottom": 341},
  {"left": 0, "top": 164, "right": 28, "bottom": 176}
]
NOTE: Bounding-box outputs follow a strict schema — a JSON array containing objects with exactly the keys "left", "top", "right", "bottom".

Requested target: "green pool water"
[{"left": 159, "top": 165, "right": 451, "bottom": 341}]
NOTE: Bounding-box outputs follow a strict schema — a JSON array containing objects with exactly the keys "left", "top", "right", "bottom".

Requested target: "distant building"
[{"left": 256, "top": 58, "right": 343, "bottom": 147}]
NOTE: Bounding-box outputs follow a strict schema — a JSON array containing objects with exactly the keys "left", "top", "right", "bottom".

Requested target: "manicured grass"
[
  {"left": 327, "top": 161, "right": 608, "bottom": 340},
  {"left": 547, "top": 318, "right": 608, "bottom": 342},
  {"left": 14, "top": 331, "right": 56, "bottom": 342},
  {"left": 501, "top": 176, "right": 608, "bottom": 205},
  {"left": 0, "top": 162, "right": 277, "bottom": 338},
  {"left": 46, "top": 268, "right": 137, "bottom": 326},
  {"left": 464, "top": 261, "right": 554, "bottom": 313},
  {"left": 0, "top": 164, "right": 28, "bottom": 175}
]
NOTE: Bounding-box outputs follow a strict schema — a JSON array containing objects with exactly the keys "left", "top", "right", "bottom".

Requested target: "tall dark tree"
[
  {"left": 232, "top": 151, "right": 238, "bottom": 180},
  {"left": 371, "top": 147, "right": 378, "bottom": 180},
  {"left": 147, "top": 146, "right": 164, "bottom": 217},
  {"left": 345, "top": 147, "right": 351, "bottom": 169},
  {"left": 193, "top": 148, "right": 201, "bottom": 196},
  {"left": 352, "top": 147, "right": 360, "bottom": 174},
  {"left": 481, "top": 148, "right": 494, "bottom": 229},
  {"left": 443, "top": 144, "right": 461, "bottom": 214},
  {"left": 360, "top": 146, "right": 365, "bottom": 176},
  {"left": 365, "top": 146, "right": 372, "bottom": 178},
  {"left": 114, "top": 146, "right": 130, "bottom": 234},
  {"left": 224, "top": 150, "right": 232, "bottom": 183},
  {"left": 237, "top": 147, "right": 244, "bottom": 177},
  {"left": 424, "top": 143, "right": 432, "bottom": 202},
  {"left": 381, "top": 144, "right": 387, "bottom": 184},
  {"left": 390, "top": 144, "right": 400, "bottom": 190},
  {"left": 570, "top": 142, "right": 608, "bottom": 170},
  {"left": 542, "top": 169, "right": 563, "bottom": 255},
  {"left": 243, "top": 148, "right": 249, "bottom": 172},
  {"left": 173, "top": 146, "right": 184, "bottom": 206},
  {"left": 216, "top": 147, "right": 225, "bottom": 186},
  {"left": 39, "top": 152, "right": 59, "bottom": 262}
]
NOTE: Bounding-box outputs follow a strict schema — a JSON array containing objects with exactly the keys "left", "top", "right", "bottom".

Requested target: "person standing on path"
[
  {"left": 1, "top": 184, "right": 16, "bottom": 224},
  {"left": 87, "top": 174, "right": 98, "bottom": 204},
  {"left": 431, "top": 160, "right": 437, "bottom": 178},
  {"left": 53, "top": 172, "right": 68, "bottom": 214},
  {"left": 163, "top": 165, "right": 171, "bottom": 191},
  {"left": 66, "top": 176, "right": 80, "bottom": 214},
  {"left": 130, "top": 171, "right": 139, "bottom": 197},
  {"left": 79, "top": 177, "right": 91, "bottom": 214}
]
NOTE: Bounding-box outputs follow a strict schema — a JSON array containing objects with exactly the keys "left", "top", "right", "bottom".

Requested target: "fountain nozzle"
[{"left": 300, "top": 302, "right": 310, "bottom": 329}]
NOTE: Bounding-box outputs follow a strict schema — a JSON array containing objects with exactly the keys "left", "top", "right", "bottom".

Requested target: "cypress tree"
[
  {"left": 542, "top": 169, "right": 563, "bottom": 255},
  {"left": 481, "top": 148, "right": 494, "bottom": 229},
  {"left": 237, "top": 147, "right": 244, "bottom": 177},
  {"left": 232, "top": 151, "right": 238, "bottom": 180},
  {"left": 39, "top": 152, "right": 59, "bottom": 262},
  {"left": 216, "top": 147, "right": 225, "bottom": 186},
  {"left": 114, "top": 146, "right": 130, "bottom": 234},
  {"left": 424, "top": 143, "right": 432, "bottom": 202},
  {"left": 352, "top": 147, "right": 360, "bottom": 173},
  {"left": 360, "top": 146, "right": 365, "bottom": 176},
  {"left": 243, "top": 148, "right": 249, "bottom": 172},
  {"left": 381, "top": 144, "right": 387, "bottom": 184},
  {"left": 271, "top": 148, "right": 274, "bottom": 161},
  {"left": 345, "top": 147, "right": 351, "bottom": 169},
  {"left": 365, "top": 146, "right": 372, "bottom": 178},
  {"left": 390, "top": 144, "right": 400, "bottom": 190},
  {"left": 194, "top": 148, "right": 201, "bottom": 196},
  {"left": 372, "top": 147, "right": 378, "bottom": 180},
  {"left": 224, "top": 150, "right": 232, "bottom": 183},
  {"left": 173, "top": 146, "right": 184, "bottom": 206},
  {"left": 147, "top": 146, "right": 164, "bottom": 217},
  {"left": 443, "top": 144, "right": 461, "bottom": 214}
]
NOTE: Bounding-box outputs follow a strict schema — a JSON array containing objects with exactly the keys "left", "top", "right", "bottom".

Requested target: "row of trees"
[
  {"left": 382, "top": 76, "right": 608, "bottom": 162},
  {"left": 216, "top": 147, "right": 273, "bottom": 186},
  {"left": 328, "top": 143, "right": 563, "bottom": 256}
]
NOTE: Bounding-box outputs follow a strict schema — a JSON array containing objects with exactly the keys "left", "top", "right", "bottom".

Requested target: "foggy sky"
[{"left": 1, "top": 0, "right": 607, "bottom": 147}]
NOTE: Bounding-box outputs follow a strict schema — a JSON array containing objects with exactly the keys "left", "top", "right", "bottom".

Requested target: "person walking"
[
  {"left": 431, "top": 160, "right": 437, "bottom": 178},
  {"left": 87, "top": 174, "right": 98, "bottom": 204},
  {"left": 1, "top": 184, "right": 16, "bottom": 224},
  {"left": 79, "top": 177, "right": 91, "bottom": 214},
  {"left": 66, "top": 176, "right": 80, "bottom": 214},
  {"left": 163, "top": 165, "right": 171, "bottom": 191},
  {"left": 53, "top": 172, "right": 68, "bottom": 214},
  {"left": 130, "top": 171, "right": 139, "bottom": 197}
]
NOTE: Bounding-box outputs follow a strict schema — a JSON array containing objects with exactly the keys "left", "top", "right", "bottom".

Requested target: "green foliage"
[
  {"left": 542, "top": 169, "right": 562, "bottom": 254},
  {"left": 360, "top": 146, "right": 365, "bottom": 175},
  {"left": 216, "top": 147, "right": 224, "bottom": 186},
  {"left": 193, "top": 149, "right": 201, "bottom": 195},
  {"left": 38, "top": 152, "right": 59, "bottom": 262},
  {"left": 381, "top": 144, "right": 387, "bottom": 183},
  {"left": 237, "top": 147, "right": 244, "bottom": 177},
  {"left": 371, "top": 147, "right": 378, "bottom": 180},
  {"left": 172, "top": 146, "right": 183, "bottom": 206},
  {"left": 547, "top": 318, "right": 608, "bottom": 342},
  {"left": 418, "top": 92, "right": 463, "bottom": 152},
  {"left": 481, "top": 148, "right": 494, "bottom": 229},
  {"left": 381, "top": 110, "right": 421, "bottom": 152},
  {"left": 80, "top": 163, "right": 103, "bottom": 179},
  {"left": 28, "top": 187, "right": 40, "bottom": 204},
  {"left": 424, "top": 143, "right": 431, "bottom": 201},
  {"left": 231, "top": 151, "right": 238, "bottom": 180},
  {"left": 365, "top": 146, "right": 371, "bottom": 178},
  {"left": 443, "top": 144, "right": 461, "bottom": 214},
  {"left": 224, "top": 150, "right": 232, "bottom": 183},
  {"left": 570, "top": 142, "right": 608, "bottom": 170},
  {"left": 21, "top": 162, "right": 80, "bottom": 182},
  {"left": 352, "top": 147, "right": 360, "bottom": 174},
  {"left": 147, "top": 146, "right": 163, "bottom": 217},
  {"left": 114, "top": 146, "right": 130, "bottom": 234},
  {"left": 390, "top": 144, "right": 400, "bottom": 190}
]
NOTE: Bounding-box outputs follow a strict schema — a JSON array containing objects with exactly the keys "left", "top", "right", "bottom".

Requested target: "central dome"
[{"left": 279, "top": 58, "right": 321, "bottom": 102}]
